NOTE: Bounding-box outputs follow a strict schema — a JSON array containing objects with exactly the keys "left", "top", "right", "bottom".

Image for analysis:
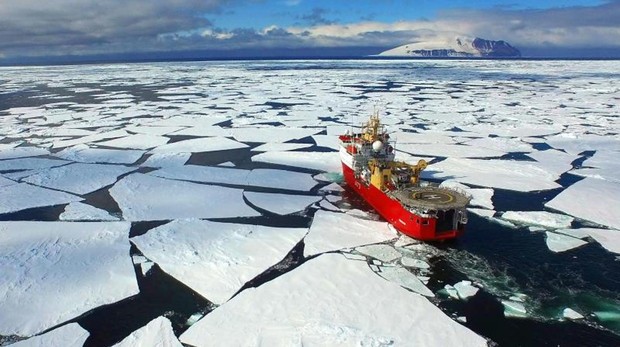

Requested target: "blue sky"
[{"left": 0, "top": 0, "right": 618, "bottom": 63}]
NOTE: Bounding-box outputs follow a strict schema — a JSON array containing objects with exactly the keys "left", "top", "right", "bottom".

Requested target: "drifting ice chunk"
[
  {"left": 563, "top": 308, "right": 585, "bottom": 320},
  {"left": 229, "top": 127, "right": 320, "bottom": 143},
  {"left": 23, "top": 163, "right": 135, "bottom": 195},
  {"left": 0, "top": 158, "right": 70, "bottom": 172},
  {"left": 96, "top": 134, "right": 170, "bottom": 150},
  {"left": 112, "top": 316, "right": 182, "bottom": 347},
  {"left": 304, "top": 210, "right": 397, "bottom": 257},
  {"left": 9, "top": 323, "right": 89, "bottom": 347},
  {"left": 0, "top": 222, "right": 137, "bottom": 336},
  {"left": 427, "top": 158, "right": 561, "bottom": 192},
  {"left": 109, "top": 173, "right": 260, "bottom": 221},
  {"left": 180, "top": 254, "right": 486, "bottom": 347},
  {"left": 453, "top": 281, "right": 479, "bottom": 300},
  {"left": 150, "top": 165, "right": 250, "bottom": 186},
  {"left": 149, "top": 137, "right": 248, "bottom": 154},
  {"left": 59, "top": 202, "right": 119, "bottom": 221},
  {"left": 0, "top": 183, "right": 82, "bottom": 215},
  {"left": 555, "top": 228, "right": 620, "bottom": 255},
  {"left": 56, "top": 144, "right": 144, "bottom": 164},
  {"left": 545, "top": 231, "right": 588, "bottom": 253},
  {"left": 501, "top": 211, "right": 574, "bottom": 229},
  {"left": 319, "top": 182, "right": 344, "bottom": 193},
  {"left": 131, "top": 219, "right": 307, "bottom": 304},
  {"left": 244, "top": 191, "right": 321, "bottom": 215},
  {"left": 468, "top": 208, "right": 496, "bottom": 218},
  {"left": 442, "top": 285, "right": 460, "bottom": 299},
  {"left": 247, "top": 168, "right": 318, "bottom": 191},
  {"left": 251, "top": 143, "right": 312, "bottom": 152},
  {"left": 546, "top": 178, "right": 620, "bottom": 230},
  {"left": 401, "top": 257, "right": 430, "bottom": 269},
  {"left": 378, "top": 266, "right": 435, "bottom": 297},
  {"left": 252, "top": 151, "right": 342, "bottom": 172},
  {"left": 355, "top": 244, "right": 402, "bottom": 262},
  {"left": 398, "top": 143, "right": 506, "bottom": 159},
  {"left": 140, "top": 152, "right": 190, "bottom": 167},
  {"left": 502, "top": 300, "right": 527, "bottom": 318}
]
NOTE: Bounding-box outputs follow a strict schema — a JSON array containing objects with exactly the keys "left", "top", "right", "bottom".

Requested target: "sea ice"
[
  {"left": 150, "top": 165, "right": 250, "bottom": 186},
  {"left": 501, "top": 211, "right": 574, "bottom": 229},
  {"left": 0, "top": 175, "right": 17, "bottom": 187},
  {"left": 109, "top": 173, "right": 260, "bottom": 221},
  {"left": 59, "top": 202, "right": 119, "bottom": 221},
  {"left": 563, "top": 308, "right": 585, "bottom": 320},
  {"left": 131, "top": 219, "right": 307, "bottom": 304},
  {"left": 468, "top": 208, "right": 496, "bottom": 218},
  {"left": 251, "top": 143, "right": 312, "bottom": 152},
  {"left": 378, "top": 266, "right": 435, "bottom": 297},
  {"left": 179, "top": 254, "right": 486, "bottom": 347},
  {"left": 502, "top": 300, "right": 527, "bottom": 318},
  {"left": 545, "top": 231, "right": 589, "bottom": 253},
  {"left": 112, "top": 316, "right": 182, "bottom": 347},
  {"left": 149, "top": 137, "right": 248, "bottom": 154},
  {"left": 247, "top": 168, "right": 318, "bottom": 191},
  {"left": 311, "top": 134, "right": 339, "bottom": 150},
  {"left": 0, "top": 147, "right": 49, "bottom": 160},
  {"left": 0, "top": 222, "right": 137, "bottom": 336},
  {"left": 0, "top": 183, "right": 82, "bottom": 215},
  {"left": 23, "top": 163, "right": 135, "bottom": 195},
  {"left": 355, "top": 244, "right": 402, "bottom": 262},
  {"left": 229, "top": 127, "right": 320, "bottom": 143},
  {"left": 140, "top": 152, "right": 190, "bottom": 167},
  {"left": 440, "top": 180, "right": 494, "bottom": 210},
  {"left": 243, "top": 191, "right": 321, "bottom": 215},
  {"left": 318, "top": 182, "right": 344, "bottom": 193},
  {"left": 55, "top": 144, "right": 144, "bottom": 164},
  {"left": 95, "top": 134, "right": 170, "bottom": 150},
  {"left": 0, "top": 158, "right": 70, "bottom": 172},
  {"left": 555, "top": 228, "right": 620, "bottom": 255},
  {"left": 401, "top": 257, "right": 430, "bottom": 269},
  {"left": 427, "top": 158, "right": 561, "bottom": 192},
  {"left": 398, "top": 143, "right": 506, "bottom": 158},
  {"left": 546, "top": 178, "right": 620, "bottom": 230},
  {"left": 453, "top": 281, "right": 479, "bottom": 300},
  {"left": 252, "top": 151, "right": 342, "bottom": 172},
  {"left": 304, "top": 210, "right": 398, "bottom": 257},
  {"left": 442, "top": 285, "right": 460, "bottom": 300},
  {"left": 8, "top": 323, "right": 89, "bottom": 347}
]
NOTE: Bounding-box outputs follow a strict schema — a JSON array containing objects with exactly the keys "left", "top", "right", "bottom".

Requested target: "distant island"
[{"left": 379, "top": 35, "right": 521, "bottom": 58}]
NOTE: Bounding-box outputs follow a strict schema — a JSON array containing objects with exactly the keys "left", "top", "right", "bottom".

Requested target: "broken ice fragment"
[
  {"left": 9, "top": 323, "right": 89, "bottom": 347},
  {"left": 563, "top": 308, "right": 585, "bottom": 320},
  {"left": 55, "top": 144, "right": 144, "bottom": 164},
  {"left": 356, "top": 244, "right": 402, "bottom": 262},
  {"left": 149, "top": 137, "right": 248, "bottom": 154},
  {"left": 112, "top": 316, "right": 182, "bottom": 347},
  {"left": 243, "top": 191, "right": 321, "bottom": 215},
  {"left": 501, "top": 211, "right": 574, "bottom": 229},
  {"left": 378, "top": 266, "right": 435, "bottom": 297},
  {"left": 0, "top": 183, "right": 82, "bottom": 215},
  {"left": 545, "top": 231, "right": 588, "bottom": 253},
  {"left": 401, "top": 257, "right": 430, "bottom": 269},
  {"left": 59, "top": 202, "right": 119, "bottom": 221},
  {"left": 502, "top": 300, "right": 527, "bottom": 318},
  {"left": 252, "top": 151, "right": 342, "bottom": 172},
  {"left": 453, "top": 281, "right": 479, "bottom": 300}
]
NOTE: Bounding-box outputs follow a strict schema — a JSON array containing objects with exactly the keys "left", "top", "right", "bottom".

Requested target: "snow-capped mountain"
[{"left": 379, "top": 36, "right": 520, "bottom": 58}]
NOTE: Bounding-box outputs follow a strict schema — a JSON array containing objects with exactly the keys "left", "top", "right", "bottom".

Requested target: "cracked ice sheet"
[
  {"left": 251, "top": 143, "right": 313, "bottom": 152},
  {"left": 149, "top": 137, "right": 248, "bottom": 154},
  {"left": 131, "top": 219, "right": 307, "bottom": 305},
  {"left": 95, "top": 134, "right": 170, "bottom": 150},
  {"left": 545, "top": 231, "right": 588, "bottom": 253},
  {"left": 555, "top": 228, "right": 620, "bottom": 255},
  {"left": 0, "top": 222, "right": 137, "bottom": 337},
  {"left": 109, "top": 173, "right": 260, "bottom": 221},
  {"left": 0, "top": 147, "right": 49, "bottom": 160},
  {"left": 572, "top": 150, "right": 620, "bottom": 183},
  {"left": 22, "top": 163, "right": 136, "bottom": 195},
  {"left": 59, "top": 202, "right": 119, "bottom": 221},
  {"left": 398, "top": 143, "right": 506, "bottom": 158},
  {"left": 180, "top": 253, "right": 486, "bottom": 347},
  {"left": 304, "top": 210, "right": 397, "bottom": 257},
  {"left": 252, "top": 151, "right": 342, "bottom": 173},
  {"left": 9, "top": 323, "right": 89, "bottom": 347},
  {"left": 55, "top": 144, "right": 144, "bottom": 165},
  {"left": 0, "top": 158, "right": 70, "bottom": 172},
  {"left": 244, "top": 191, "right": 321, "bottom": 215},
  {"left": 546, "top": 178, "right": 620, "bottom": 230},
  {"left": 112, "top": 317, "right": 181, "bottom": 347},
  {"left": 501, "top": 211, "right": 574, "bottom": 229},
  {"left": 0, "top": 175, "right": 17, "bottom": 187},
  {"left": 0, "top": 183, "right": 82, "bottom": 215},
  {"left": 378, "top": 266, "right": 435, "bottom": 297},
  {"left": 229, "top": 127, "right": 321, "bottom": 143},
  {"left": 426, "top": 158, "right": 561, "bottom": 192}
]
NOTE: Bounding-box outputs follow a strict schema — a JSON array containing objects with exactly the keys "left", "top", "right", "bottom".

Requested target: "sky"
[{"left": 1, "top": 0, "right": 619, "bottom": 63}]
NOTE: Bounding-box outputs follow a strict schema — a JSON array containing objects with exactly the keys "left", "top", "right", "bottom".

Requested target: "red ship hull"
[{"left": 341, "top": 162, "right": 462, "bottom": 241}]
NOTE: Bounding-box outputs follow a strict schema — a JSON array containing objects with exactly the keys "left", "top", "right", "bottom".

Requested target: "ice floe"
[
  {"left": 109, "top": 173, "right": 260, "bottom": 221},
  {"left": 398, "top": 143, "right": 506, "bottom": 158},
  {"left": 546, "top": 178, "right": 620, "bottom": 230},
  {"left": 545, "top": 231, "right": 589, "bottom": 253},
  {"left": 140, "top": 152, "right": 190, "bottom": 167},
  {"left": 243, "top": 191, "right": 321, "bottom": 215},
  {"left": 131, "top": 219, "right": 307, "bottom": 304},
  {"left": 0, "top": 183, "right": 82, "bottom": 215},
  {"left": 9, "top": 323, "right": 89, "bottom": 347},
  {"left": 252, "top": 151, "right": 342, "bottom": 172},
  {"left": 304, "top": 210, "right": 397, "bottom": 257},
  {"left": 427, "top": 158, "right": 561, "bottom": 192},
  {"left": 247, "top": 168, "right": 318, "bottom": 191},
  {"left": 251, "top": 142, "right": 312, "bottom": 152},
  {"left": 0, "top": 222, "right": 137, "bottom": 336},
  {"left": 0, "top": 147, "right": 49, "bottom": 160},
  {"left": 453, "top": 280, "right": 480, "bottom": 300},
  {"left": 401, "top": 257, "right": 430, "bottom": 269},
  {"left": 501, "top": 211, "right": 574, "bottom": 229},
  {"left": 229, "top": 127, "right": 320, "bottom": 143},
  {"left": 55, "top": 144, "right": 144, "bottom": 164},
  {"left": 112, "top": 316, "right": 182, "bottom": 347},
  {"left": 555, "top": 228, "right": 620, "bottom": 255},
  {"left": 0, "top": 158, "right": 70, "bottom": 172},
  {"left": 22, "top": 163, "right": 135, "bottom": 195},
  {"left": 180, "top": 254, "right": 486, "bottom": 346},
  {"left": 59, "top": 202, "right": 119, "bottom": 221},
  {"left": 95, "top": 134, "right": 170, "bottom": 150},
  {"left": 502, "top": 299, "right": 527, "bottom": 318},
  {"left": 355, "top": 244, "right": 402, "bottom": 262},
  {"left": 0, "top": 175, "right": 17, "bottom": 187},
  {"left": 572, "top": 150, "right": 620, "bottom": 183},
  {"left": 149, "top": 137, "right": 248, "bottom": 154},
  {"left": 378, "top": 266, "right": 435, "bottom": 297},
  {"left": 563, "top": 308, "right": 585, "bottom": 320}
]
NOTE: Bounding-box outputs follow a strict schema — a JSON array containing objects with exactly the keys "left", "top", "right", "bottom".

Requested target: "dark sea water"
[{"left": 1, "top": 59, "right": 619, "bottom": 346}]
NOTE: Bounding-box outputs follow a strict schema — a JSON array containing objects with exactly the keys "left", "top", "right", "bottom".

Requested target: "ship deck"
[{"left": 387, "top": 185, "right": 471, "bottom": 211}]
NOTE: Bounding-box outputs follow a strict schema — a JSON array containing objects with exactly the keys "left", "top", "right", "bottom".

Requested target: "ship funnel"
[{"left": 372, "top": 140, "right": 383, "bottom": 152}]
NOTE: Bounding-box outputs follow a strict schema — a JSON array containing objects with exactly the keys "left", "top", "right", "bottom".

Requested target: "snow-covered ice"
[
  {"left": 95, "top": 134, "right": 170, "bottom": 150},
  {"left": 401, "top": 257, "right": 430, "bottom": 269},
  {"left": 251, "top": 142, "right": 313, "bottom": 152},
  {"left": 55, "top": 144, "right": 144, "bottom": 164},
  {"left": 501, "top": 211, "right": 574, "bottom": 229},
  {"left": 563, "top": 308, "right": 585, "bottom": 320},
  {"left": 23, "top": 163, "right": 135, "bottom": 195},
  {"left": 247, "top": 168, "right": 318, "bottom": 191},
  {"left": 131, "top": 219, "right": 307, "bottom": 304},
  {"left": 140, "top": 152, "right": 190, "bottom": 167},
  {"left": 0, "top": 147, "right": 49, "bottom": 160},
  {"left": 453, "top": 280, "right": 479, "bottom": 300},
  {"left": 0, "top": 222, "right": 137, "bottom": 336},
  {"left": 304, "top": 211, "right": 398, "bottom": 257},
  {"left": 546, "top": 178, "right": 620, "bottom": 230},
  {"left": 8, "top": 323, "right": 89, "bottom": 347},
  {"left": 252, "top": 151, "right": 342, "bottom": 172},
  {"left": 112, "top": 316, "right": 182, "bottom": 347},
  {"left": 110, "top": 173, "right": 260, "bottom": 221},
  {"left": 0, "top": 183, "right": 82, "bottom": 215},
  {"left": 545, "top": 231, "right": 589, "bottom": 253},
  {"left": 59, "top": 202, "right": 119, "bottom": 221},
  {"left": 555, "top": 228, "right": 620, "bottom": 254},
  {"left": 243, "top": 191, "right": 321, "bottom": 215},
  {"left": 355, "top": 244, "right": 402, "bottom": 263},
  {"left": 149, "top": 137, "right": 248, "bottom": 154},
  {"left": 180, "top": 254, "right": 486, "bottom": 346},
  {"left": 0, "top": 158, "right": 70, "bottom": 172},
  {"left": 378, "top": 266, "right": 435, "bottom": 297}
]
